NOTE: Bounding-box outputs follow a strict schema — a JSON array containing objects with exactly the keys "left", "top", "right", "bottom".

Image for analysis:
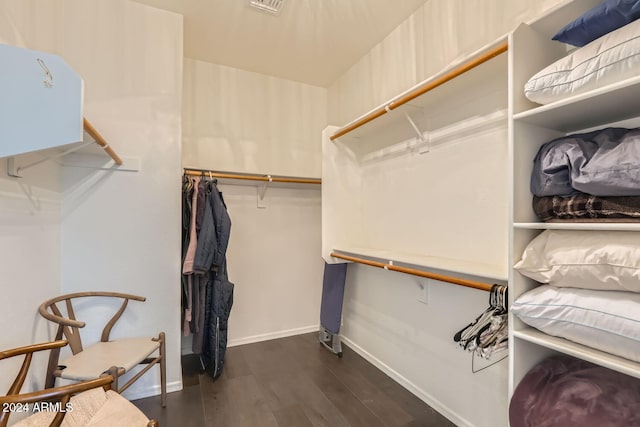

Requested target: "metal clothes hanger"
[{"left": 453, "top": 285, "right": 509, "bottom": 372}]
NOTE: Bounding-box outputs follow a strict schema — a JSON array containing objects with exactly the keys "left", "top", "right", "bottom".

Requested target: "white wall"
[
  {"left": 183, "top": 58, "right": 326, "bottom": 177},
  {"left": 325, "top": 1, "right": 568, "bottom": 426},
  {"left": 181, "top": 59, "right": 326, "bottom": 347},
  {"left": 0, "top": 0, "right": 183, "bottom": 401},
  {"left": 0, "top": 158, "right": 61, "bottom": 397},
  {"left": 341, "top": 266, "right": 508, "bottom": 427},
  {"left": 222, "top": 184, "right": 323, "bottom": 345},
  {"left": 0, "top": 0, "right": 66, "bottom": 400},
  {"left": 328, "top": 0, "right": 568, "bottom": 125}
]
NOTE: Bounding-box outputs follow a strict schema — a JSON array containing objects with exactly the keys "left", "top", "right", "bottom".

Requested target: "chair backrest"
[
  {"left": 38, "top": 292, "right": 146, "bottom": 354},
  {"left": 0, "top": 340, "right": 114, "bottom": 427}
]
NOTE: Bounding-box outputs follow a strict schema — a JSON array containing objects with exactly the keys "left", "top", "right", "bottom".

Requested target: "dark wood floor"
[{"left": 133, "top": 332, "right": 455, "bottom": 427}]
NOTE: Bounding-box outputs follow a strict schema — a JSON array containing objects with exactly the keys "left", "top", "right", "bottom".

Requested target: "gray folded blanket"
[{"left": 531, "top": 127, "right": 640, "bottom": 197}]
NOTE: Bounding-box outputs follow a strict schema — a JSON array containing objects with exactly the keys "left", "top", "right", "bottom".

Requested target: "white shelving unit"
[
  {"left": 323, "top": 39, "right": 510, "bottom": 284},
  {"left": 508, "top": 0, "right": 640, "bottom": 396}
]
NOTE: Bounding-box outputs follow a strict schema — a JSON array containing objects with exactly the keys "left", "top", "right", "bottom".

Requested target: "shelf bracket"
[
  {"left": 403, "top": 111, "right": 428, "bottom": 153},
  {"left": 257, "top": 175, "right": 272, "bottom": 209},
  {"left": 6, "top": 141, "right": 93, "bottom": 178}
]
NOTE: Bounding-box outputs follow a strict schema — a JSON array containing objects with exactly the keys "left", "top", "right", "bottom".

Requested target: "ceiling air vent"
[{"left": 248, "top": 0, "right": 286, "bottom": 15}]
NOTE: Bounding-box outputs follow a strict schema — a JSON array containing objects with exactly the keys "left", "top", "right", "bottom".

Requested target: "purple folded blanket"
[
  {"left": 510, "top": 354, "right": 640, "bottom": 427},
  {"left": 533, "top": 193, "right": 640, "bottom": 221}
]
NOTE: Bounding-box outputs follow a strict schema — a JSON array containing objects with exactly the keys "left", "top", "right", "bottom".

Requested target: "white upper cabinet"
[{"left": 0, "top": 44, "right": 83, "bottom": 158}]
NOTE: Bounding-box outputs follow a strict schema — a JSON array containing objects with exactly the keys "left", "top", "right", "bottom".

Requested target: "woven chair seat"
[
  {"left": 59, "top": 338, "right": 160, "bottom": 381},
  {"left": 12, "top": 388, "right": 150, "bottom": 427}
]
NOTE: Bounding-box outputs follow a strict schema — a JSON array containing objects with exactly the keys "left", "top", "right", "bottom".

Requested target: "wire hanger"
[{"left": 453, "top": 284, "right": 509, "bottom": 372}]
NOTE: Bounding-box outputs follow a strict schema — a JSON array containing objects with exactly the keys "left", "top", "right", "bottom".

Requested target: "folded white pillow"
[
  {"left": 524, "top": 18, "right": 640, "bottom": 104},
  {"left": 514, "top": 229, "right": 640, "bottom": 292},
  {"left": 512, "top": 285, "right": 640, "bottom": 363}
]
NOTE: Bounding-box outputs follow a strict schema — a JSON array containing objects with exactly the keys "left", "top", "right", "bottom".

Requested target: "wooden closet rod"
[
  {"left": 83, "top": 118, "right": 123, "bottom": 165},
  {"left": 330, "top": 41, "right": 508, "bottom": 141},
  {"left": 330, "top": 252, "right": 494, "bottom": 292},
  {"left": 183, "top": 169, "right": 321, "bottom": 185}
]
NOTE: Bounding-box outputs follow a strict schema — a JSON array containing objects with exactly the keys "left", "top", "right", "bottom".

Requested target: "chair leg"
[
  {"left": 159, "top": 332, "right": 166, "bottom": 408},
  {"left": 45, "top": 345, "right": 61, "bottom": 389},
  {"left": 102, "top": 366, "right": 119, "bottom": 391}
]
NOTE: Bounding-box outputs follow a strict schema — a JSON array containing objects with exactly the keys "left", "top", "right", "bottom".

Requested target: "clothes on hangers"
[
  {"left": 193, "top": 179, "right": 231, "bottom": 273},
  {"left": 182, "top": 177, "right": 201, "bottom": 337},
  {"left": 181, "top": 173, "right": 234, "bottom": 378},
  {"left": 182, "top": 177, "right": 200, "bottom": 275}
]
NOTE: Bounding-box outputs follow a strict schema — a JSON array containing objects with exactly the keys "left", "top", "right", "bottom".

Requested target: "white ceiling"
[{"left": 132, "top": 0, "right": 429, "bottom": 87}]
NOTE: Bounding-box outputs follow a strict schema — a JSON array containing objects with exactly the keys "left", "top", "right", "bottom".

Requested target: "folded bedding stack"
[{"left": 531, "top": 127, "right": 640, "bottom": 221}]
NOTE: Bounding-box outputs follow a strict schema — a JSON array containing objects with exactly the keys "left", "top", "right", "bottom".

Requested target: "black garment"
[
  {"left": 199, "top": 181, "right": 233, "bottom": 377},
  {"left": 193, "top": 180, "right": 232, "bottom": 274},
  {"left": 181, "top": 177, "right": 194, "bottom": 332},
  {"left": 203, "top": 262, "right": 234, "bottom": 378},
  {"left": 209, "top": 182, "right": 232, "bottom": 268}
]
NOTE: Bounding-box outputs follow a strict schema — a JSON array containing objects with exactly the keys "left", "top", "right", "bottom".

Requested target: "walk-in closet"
[{"left": 3, "top": 0, "right": 640, "bottom": 426}]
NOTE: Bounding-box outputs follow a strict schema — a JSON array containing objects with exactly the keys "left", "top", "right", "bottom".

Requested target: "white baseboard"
[
  {"left": 123, "top": 380, "right": 183, "bottom": 402},
  {"left": 340, "top": 335, "right": 473, "bottom": 427},
  {"left": 228, "top": 325, "right": 319, "bottom": 347}
]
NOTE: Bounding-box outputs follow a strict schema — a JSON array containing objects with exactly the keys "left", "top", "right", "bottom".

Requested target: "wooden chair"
[
  {"left": 38, "top": 292, "right": 166, "bottom": 407},
  {"left": 0, "top": 340, "right": 158, "bottom": 427}
]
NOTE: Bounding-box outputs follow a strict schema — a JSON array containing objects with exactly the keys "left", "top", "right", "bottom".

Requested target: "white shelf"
[
  {"left": 514, "top": 328, "right": 640, "bottom": 380},
  {"left": 334, "top": 37, "right": 507, "bottom": 148},
  {"left": 513, "top": 75, "right": 640, "bottom": 132},
  {"left": 514, "top": 222, "right": 640, "bottom": 231},
  {"left": 332, "top": 247, "right": 507, "bottom": 282}
]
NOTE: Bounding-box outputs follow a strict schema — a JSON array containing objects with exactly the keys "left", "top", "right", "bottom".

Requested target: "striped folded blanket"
[{"left": 533, "top": 194, "right": 640, "bottom": 221}]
